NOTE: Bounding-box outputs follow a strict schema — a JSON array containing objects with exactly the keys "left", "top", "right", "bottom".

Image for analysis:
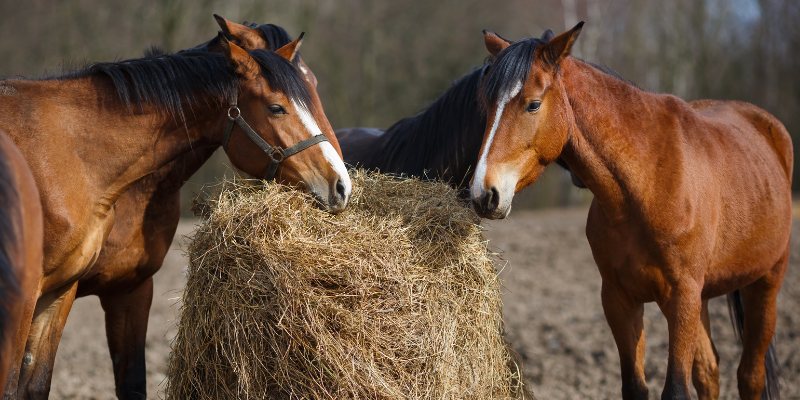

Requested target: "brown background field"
[{"left": 50, "top": 207, "right": 798, "bottom": 399}]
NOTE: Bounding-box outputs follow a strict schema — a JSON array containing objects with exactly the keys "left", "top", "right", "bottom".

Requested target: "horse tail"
[
  {"left": 727, "top": 290, "right": 781, "bottom": 400},
  {"left": 0, "top": 149, "right": 20, "bottom": 352}
]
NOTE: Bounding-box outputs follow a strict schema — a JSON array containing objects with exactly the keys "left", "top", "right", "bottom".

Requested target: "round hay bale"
[{"left": 167, "top": 170, "right": 531, "bottom": 399}]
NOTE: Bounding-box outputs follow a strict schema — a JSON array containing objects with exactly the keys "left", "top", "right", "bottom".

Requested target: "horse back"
[{"left": 690, "top": 99, "right": 793, "bottom": 181}]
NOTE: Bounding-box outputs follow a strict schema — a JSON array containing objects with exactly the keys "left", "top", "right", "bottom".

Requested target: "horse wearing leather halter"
[{"left": 0, "top": 17, "right": 349, "bottom": 399}]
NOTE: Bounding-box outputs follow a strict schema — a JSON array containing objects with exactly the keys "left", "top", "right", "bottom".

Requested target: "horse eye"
[
  {"left": 526, "top": 100, "right": 542, "bottom": 113},
  {"left": 268, "top": 104, "right": 287, "bottom": 115}
]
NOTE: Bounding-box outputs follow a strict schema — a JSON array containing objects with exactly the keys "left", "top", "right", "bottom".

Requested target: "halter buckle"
[
  {"left": 227, "top": 106, "right": 241, "bottom": 120},
  {"left": 268, "top": 147, "right": 285, "bottom": 163}
]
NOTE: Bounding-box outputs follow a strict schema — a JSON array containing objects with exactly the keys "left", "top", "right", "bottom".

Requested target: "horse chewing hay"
[{"left": 166, "top": 170, "right": 530, "bottom": 400}]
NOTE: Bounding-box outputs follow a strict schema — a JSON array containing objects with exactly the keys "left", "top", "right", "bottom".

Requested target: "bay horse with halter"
[
  {"left": 471, "top": 23, "right": 792, "bottom": 400},
  {"left": 71, "top": 17, "right": 330, "bottom": 399},
  {"left": 0, "top": 131, "right": 43, "bottom": 396},
  {"left": 0, "top": 17, "right": 350, "bottom": 399},
  {"left": 335, "top": 31, "right": 555, "bottom": 193}
]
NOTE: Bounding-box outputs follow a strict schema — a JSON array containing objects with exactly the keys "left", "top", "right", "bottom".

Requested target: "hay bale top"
[{"left": 168, "top": 170, "right": 528, "bottom": 399}]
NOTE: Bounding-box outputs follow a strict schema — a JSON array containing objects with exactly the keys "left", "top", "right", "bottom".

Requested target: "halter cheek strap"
[{"left": 222, "top": 104, "right": 328, "bottom": 180}]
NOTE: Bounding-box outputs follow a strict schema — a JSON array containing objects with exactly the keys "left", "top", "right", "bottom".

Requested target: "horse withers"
[
  {"left": 0, "top": 20, "right": 349, "bottom": 398},
  {"left": 470, "top": 23, "right": 792, "bottom": 400}
]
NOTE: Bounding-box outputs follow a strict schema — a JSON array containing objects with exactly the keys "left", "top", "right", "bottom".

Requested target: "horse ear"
[
  {"left": 275, "top": 32, "right": 304, "bottom": 62},
  {"left": 541, "top": 21, "right": 584, "bottom": 66},
  {"left": 540, "top": 29, "right": 555, "bottom": 42},
  {"left": 219, "top": 34, "right": 260, "bottom": 81},
  {"left": 484, "top": 30, "right": 511, "bottom": 57},
  {"left": 213, "top": 14, "right": 267, "bottom": 50}
]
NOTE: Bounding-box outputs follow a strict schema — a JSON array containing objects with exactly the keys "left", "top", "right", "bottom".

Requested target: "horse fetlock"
[
  {"left": 737, "top": 366, "right": 766, "bottom": 400},
  {"left": 621, "top": 379, "right": 648, "bottom": 400}
]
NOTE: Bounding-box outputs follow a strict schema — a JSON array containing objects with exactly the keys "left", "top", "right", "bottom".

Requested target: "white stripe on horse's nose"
[
  {"left": 471, "top": 80, "right": 522, "bottom": 199},
  {"left": 292, "top": 99, "right": 351, "bottom": 204}
]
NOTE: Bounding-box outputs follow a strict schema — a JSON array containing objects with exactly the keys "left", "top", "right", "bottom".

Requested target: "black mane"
[
  {"left": 250, "top": 23, "right": 304, "bottom": 67},
  {"left": 50, "top": 46, "right": 311, "bottom": 123},
  {"left": 181, "top": 22, "right": 294, "bottom": 54},
  {"left": 365, "top": 65, "right": 488, "bottom": 187},
  {"left": 251, "top": 23, "right": 293, "bottom": 50}
]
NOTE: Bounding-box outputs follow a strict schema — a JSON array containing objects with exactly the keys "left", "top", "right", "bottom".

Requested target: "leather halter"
[{"left": 222, "top": 104, "right": 328, "bottom": 180}]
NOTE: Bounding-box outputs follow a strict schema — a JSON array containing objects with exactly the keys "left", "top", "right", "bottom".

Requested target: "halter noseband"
[{"left": 221, "top": 103, "right": 328, "bottom": 180}]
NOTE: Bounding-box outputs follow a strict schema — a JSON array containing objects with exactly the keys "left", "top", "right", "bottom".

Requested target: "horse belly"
[
  {"left": 701, "top": 155, "right": 792, "bottom": 295},
  {"left": 702, "top": 207, "right": 791, "bottom": 297}
]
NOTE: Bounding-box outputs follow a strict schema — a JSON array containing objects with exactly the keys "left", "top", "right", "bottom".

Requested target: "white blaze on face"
[
  {"left": 470, "top": 80, "right": 522, "bottom": 198},
  {"left": 292, "top": 99, "right": 352, "bottom": 198}
]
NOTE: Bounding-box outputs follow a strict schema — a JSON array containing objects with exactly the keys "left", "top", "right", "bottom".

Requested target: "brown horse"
[
  {"left": 70, "top": 18, "right": 328, "bottom": 400},
  {"left": 0, "top": 20, "right": 350, "bottom": 399},
  {"left": 470, "top": 23, "right": 792, "bottom": 400},
  {"left": 0, "top": 131, "right": 43, "bottom": 396}
]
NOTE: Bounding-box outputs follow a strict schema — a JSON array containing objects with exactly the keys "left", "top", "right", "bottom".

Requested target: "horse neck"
[
  {"left": 4, "top": 77, "right": 224, "bottom": 206},
  {"left": 559, "top": 58, "right": 684, "bottom": 220},
  {"left": 374, "top": 68, "right": 486, "bottom": 187}
]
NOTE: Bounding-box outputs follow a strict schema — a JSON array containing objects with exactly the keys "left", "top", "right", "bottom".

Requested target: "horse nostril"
[
  {"left": 335, "top": 178, "right": 347, "bottom": 200},
  {"left": 483, "top": 187, "right": 500, "bottom": 212}
]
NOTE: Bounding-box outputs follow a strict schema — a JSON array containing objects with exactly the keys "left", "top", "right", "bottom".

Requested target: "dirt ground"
[{"left": 51, "top": 207, "right": 799, "bottom": 399}]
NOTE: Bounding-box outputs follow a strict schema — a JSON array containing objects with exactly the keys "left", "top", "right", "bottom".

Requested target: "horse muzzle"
[
  {"left": 471, "top": 185, "right": 512, "bottom": 219},
  {"left": 310, "top": 176, "right": 350, "bottom": 214}
]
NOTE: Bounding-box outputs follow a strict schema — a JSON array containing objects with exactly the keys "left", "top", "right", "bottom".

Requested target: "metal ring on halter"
[
  {"left": 227, "top": 106, "right": 241, "bottom": 120},
  {"left": 267, "top": 147, "right": 285, "bottom": 164}
]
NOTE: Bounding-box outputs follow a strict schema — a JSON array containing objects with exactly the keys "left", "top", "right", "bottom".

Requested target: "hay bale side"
[{"left": 167, "top": 171, "right": 530, "bottom": 399}]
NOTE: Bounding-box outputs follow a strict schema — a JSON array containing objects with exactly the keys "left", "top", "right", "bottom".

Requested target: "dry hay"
[{"left": 166, "top": 170, "right": 531, "bottom": 399}]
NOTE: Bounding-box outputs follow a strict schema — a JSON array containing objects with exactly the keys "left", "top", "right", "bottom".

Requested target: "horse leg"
[
  {"left": 691, "top": 300, "right": 719, "bottom": 400},
  {"left": 99, "top": 277, "right": 153, "bottom": 400},
  {"left": 736, "top": 254, "right": 786, "bottom": 400},
  {"left": 15, "top": 282, "right": 77, "bottom": 400},
  {"left": 1, "top": 286, "right": 39, "bottom": 397},
  {"left": 657, "top": 280, "right": 702, "bottom": 400},
  {"left": 601, "top": 281, "right": 648, "bottom": 400}
]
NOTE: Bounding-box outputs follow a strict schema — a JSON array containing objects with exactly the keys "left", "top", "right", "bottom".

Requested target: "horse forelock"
[
  {"left": 481, "top": 38, "right": 543, "bottom": 111},
  {"left": 249, "top": 49, "right": 312, "bottom": 108}
]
